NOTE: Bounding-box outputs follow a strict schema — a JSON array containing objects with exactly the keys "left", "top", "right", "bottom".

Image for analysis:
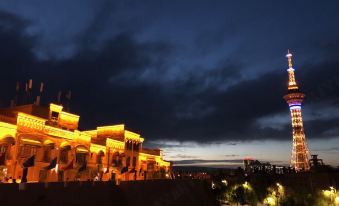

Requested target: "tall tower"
[{"left": 283, "top": 50, "right": 310, "bottom": 171}]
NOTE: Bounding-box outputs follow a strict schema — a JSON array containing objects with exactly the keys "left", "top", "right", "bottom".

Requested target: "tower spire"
[
  {"left": 286, "top": 50, "right": 299, "bottom": 91},
  {"left": 287, "top": 49, "right": 293, "bottom": 69},
  {"left": 283, "top": 50, "right": 310, "bottom": 172}
]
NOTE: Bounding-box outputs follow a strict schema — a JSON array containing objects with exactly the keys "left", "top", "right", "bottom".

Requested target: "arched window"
[
  {"left": 126, "top": 157, "right": 131, "bottom": 167},
  {"left": 59, "top": 149, "right": 68, "bottom": 163},
  {"left": 76, "top": 146, "right": 88, "bottom": 165},
  {"left": 96, "top": 150, "right": 104, "bottom": 164},
  {"left": 0, "top": 145, "right": 9, "bottom": 165},
  {"left": 42, "top": 147, "right": 51, "bottom": 162},
  {"left": 0, "top": 136, "right": 14, "bottom": 163},
  {"left": 42, "top": 140, "right": 55, "bottom": 162},
  {"left": 132, "top": 156, "right": 136, "bottom": 167}
]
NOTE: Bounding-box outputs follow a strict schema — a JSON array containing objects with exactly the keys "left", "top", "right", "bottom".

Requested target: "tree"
[{"left": 230, "top": 186, "right": 246, "bottom": 205}]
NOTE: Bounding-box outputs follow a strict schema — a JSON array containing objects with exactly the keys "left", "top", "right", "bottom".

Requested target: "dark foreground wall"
[{"left": 0, "top": 180, "right": 218, "bottom": 206}]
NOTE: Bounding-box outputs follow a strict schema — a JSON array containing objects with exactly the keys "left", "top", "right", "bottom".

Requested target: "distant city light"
[
  {"left": 211, "top": 182, "right": 216, "bottom": 189},
  {"left": 221, "top": 179, "right": 228, "bottom": 185}
]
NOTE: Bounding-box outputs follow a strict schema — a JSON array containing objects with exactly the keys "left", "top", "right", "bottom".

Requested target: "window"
[
  {"left": 42, "top": 148, "right": 51, "bottom": 162},
  {"left": 134, "top": 143, "right": 140, "bottom": 151},
  {"left": 96, "top": 154, "right": 103, "bottom": 164},
  {"left": 20, "top": 145, "right": 38, "bottom": 158},
  {"left": 126, "top": 157, "right": 130, "bottom": 167},
  {"left": 132, "top": 157, "right": 136, "bottom": 167},
  {"left": 59, "top": 149, "right": 68, "bottom": 163},
  {"left": 147, "top": 163, "right": 154, "bottom": 172},
  {"left": 76, "top": 153, "right": 87, "bottom": 165},
  {"left": 125, "top": 142, "right": 131, "bottom": 150},
  {"left": 0, "top": 145, "right": 9, "bottom": 165},
  {"left": 51, "top": 111, "right": 59, "bottom": 121},
  {"left": 0, "top": 145, "right": 8, "bottom": 153},
  {"left": 112, "top": 154, "right": 118, "bottom": 167}
]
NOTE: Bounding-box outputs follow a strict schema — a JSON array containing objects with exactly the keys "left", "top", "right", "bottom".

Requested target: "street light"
[
  {"left": 274, "top": 182, "right": 284, "bottom": 206},
  {"left": 211, "top": 181, "right": 216, "bottom": 189},
  {"left": 221, "top": 179, "right": 228, "bottom": 186},
  {"left": 335, "top": 196, "right": 339, "bottom": 205},
  {"left": 323, "top": 186, "right": 337, "bottom": 206},
  {"left": 242, "top": 181, "right": 250, "bottom": 190},
  {"left": 330, "top": 187, "right": 337, "bottom": 206},
  {"left": 264, "top": 197, "right": 275, "bottom": 206}
]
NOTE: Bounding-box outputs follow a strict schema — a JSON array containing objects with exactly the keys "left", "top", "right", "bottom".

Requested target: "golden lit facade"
[
  {"left": 283, "top": 50, "right": 310, "bottom": 171},
  {"left": 0, "top": 103, "right": 171, "bottom": 183}
]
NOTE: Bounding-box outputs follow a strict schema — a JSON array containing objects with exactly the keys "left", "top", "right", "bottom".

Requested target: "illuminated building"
[
  {"left": 0, "top": 101, "right": 171, "bottom": 183},
  {"left": 283, "top": 50, "right": 310, "bottom": 171},
  {"left": 243, "top": 157, "right": 282, "bottom": 174}
]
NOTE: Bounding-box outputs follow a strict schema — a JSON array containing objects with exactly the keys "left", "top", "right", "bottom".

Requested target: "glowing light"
[
  {"left": 52, "top": 164, "right": 59, "bottom": 173},
  {"left": 0, "top": 122, "right": 17, "bottom": 139},
  {"left": 335, "top": 196, "right": 339, "bottom": 204},
  {"left": 244, "top": 156, "right": 254, "bottom": 160},
  {"left": 289, "top": 105, "right": 301, "bottom": 110},
  {"left": 139, "top": 153, "right": 149, "bottom": 161},
  {"left": 90, "top": 144, "right": 106, "bottom": 154},
  {"left": 139, "top": 152, "right": 171, "bottom": 167},
  {"left": 106, "top": 138, "right": 124, "bottom": 150},
  {"left": 0, "top": 99, "right": 170, "bottom": 183},
  {"left": 323, "top": 190, "right": 331, "bottom": 197},
  {"left": 21, "top": 138, "right": 42, "bottom": 145},
  {"left": 211, "top": 182, "right": 216, "bottom": 189},
  {"left": 76, "top": 146, "right": 89, "bottom": 153},
  {"left": 60, "top": 141, "right": 71, "bottom": 149},
  {"left": 60, "top": 111, "right": 79, "bottom": 119},
  {"left": 96, "top": 125, "right": 125, "bottom": 138},
  {"left": 125, "top": 130, "right": 144, "bottom": 142},
  {"left": 17, "top": 112, "right": 46, "bottom": 131},
  {"left": 74, "top": 131, "right": 91, "bottom": 142},
  {"left": 44, "top": 125, "right": 74, "bottom": 140},
  {"left": 59, "top": 111, "right": 80, "bottom": 130},
  {"left": 98, "top": 124, "right": 125, "bottom": 131},
  {"left": 243, "top": 181, "right": 249, "bottom": 188},
  {"left": 289, "top": 103, "right": 301, "bottom": 106},
  {"left": 264, "top": 197, "right": 276, "bottom": 205},
  {"left": 242, "top": 181, "right": 252, "bottom": 191},
  {"left": 43, "top": 139, "right": 55, "bottom": 146},
  {"left": 50, "top": 103, "right": 63, "bottom": 113},
  {"left": 221, "top": 179, "right": 228, "bottom": 185},
  {"left": 283, "top": 50, "right": 310, "bottom": 171}
]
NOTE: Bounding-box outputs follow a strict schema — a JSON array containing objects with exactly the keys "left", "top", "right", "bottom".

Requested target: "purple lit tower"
[{"left": 283, "top": 50, "right": 310, "bottom": 171}]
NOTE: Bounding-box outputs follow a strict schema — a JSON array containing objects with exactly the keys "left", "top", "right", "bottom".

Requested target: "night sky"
[{"left": 0, "top": 1, "right": 339, "bottom": 167}]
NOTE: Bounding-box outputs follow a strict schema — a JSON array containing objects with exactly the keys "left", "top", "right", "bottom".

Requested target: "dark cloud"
[
  {"left": 0, "top": 0, "right": 339, "bottom": 146},
  {"left": 225, "top": 154, "right": 239, "bottom": 157},
  {"left": 168, "top": 154, "right": 198, "bottom": 159},
  {"left": 173, "top": 159, "right": 243, "bottom": 165},
  {"left": 0, "top": 11, "right": 37, "bottom": 105},
  {"left": 313, "top": 147, "right": 339, "bottom": 152}
]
